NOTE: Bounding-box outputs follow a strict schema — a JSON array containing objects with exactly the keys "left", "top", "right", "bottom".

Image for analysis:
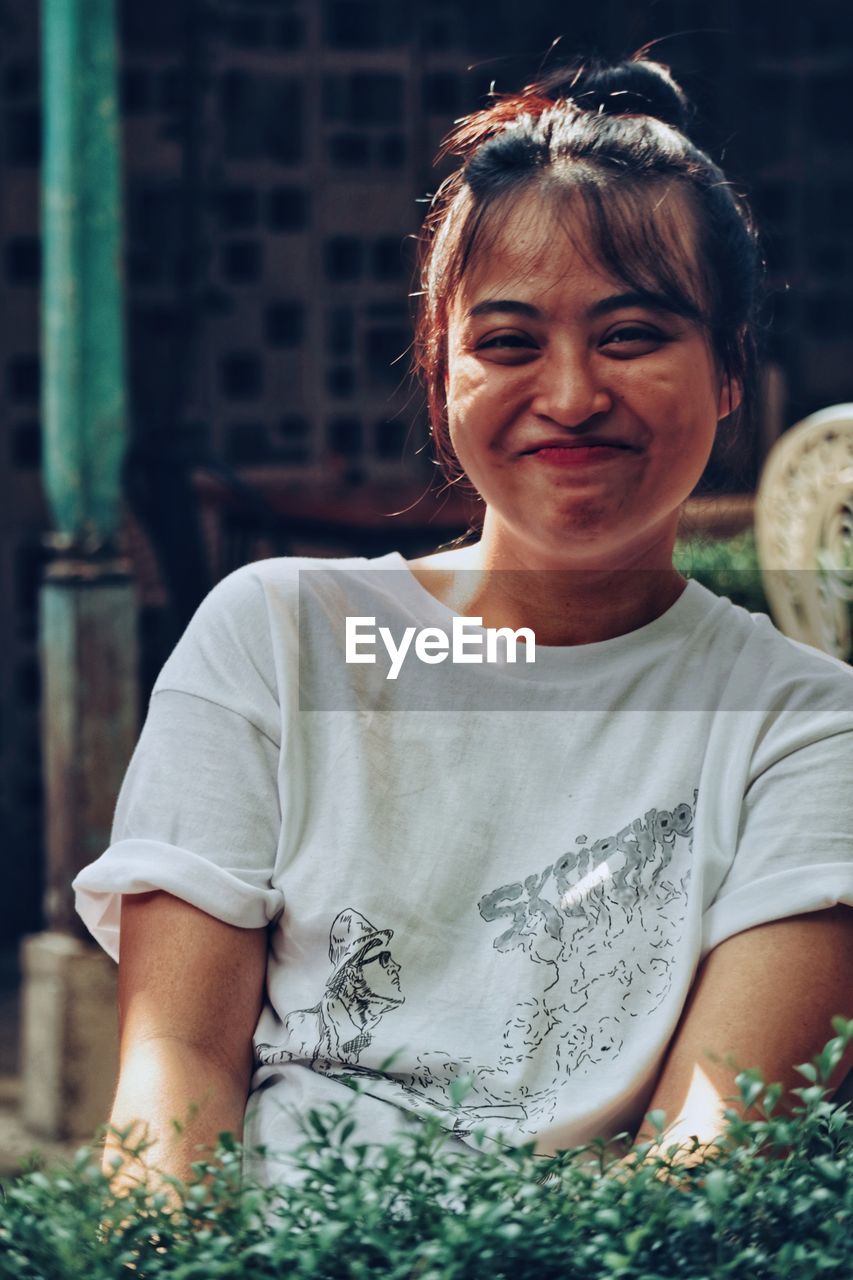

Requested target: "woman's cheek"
[
  {"left": 447, "top": 353, "right": 491, "bottom": 400},
  {"left": 446, "top": 368, "right": 492, "bottom": 436}
]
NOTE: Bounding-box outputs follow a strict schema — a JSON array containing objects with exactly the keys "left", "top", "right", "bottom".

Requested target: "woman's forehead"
[
  {"left": 460, "top": 215, "right": 612, "bottom": 306},
  {"left": 453, "top": 182, "right": 704, "bottom": 314}
]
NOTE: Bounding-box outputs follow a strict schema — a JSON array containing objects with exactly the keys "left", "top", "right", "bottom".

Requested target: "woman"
[{"left": 74, "top": 53, "right": 853, "bottom": 1194}]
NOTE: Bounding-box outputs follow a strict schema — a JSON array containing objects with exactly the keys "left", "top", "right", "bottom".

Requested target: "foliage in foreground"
[{"left": 1, "top": 1019, "right": 851, "bottom": 1280}]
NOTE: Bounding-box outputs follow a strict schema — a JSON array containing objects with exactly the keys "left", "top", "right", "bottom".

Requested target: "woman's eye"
[
  {"left": 605, "top": 327, "right": 662, "bottom": 345},
  {"left": 477, "top": 334, "right": 535, "bottom": 350}
]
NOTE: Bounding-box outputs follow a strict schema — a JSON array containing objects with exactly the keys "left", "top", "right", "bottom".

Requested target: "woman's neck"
[{"left": 405, "top": 537, "right": 687, "bottom": 647}]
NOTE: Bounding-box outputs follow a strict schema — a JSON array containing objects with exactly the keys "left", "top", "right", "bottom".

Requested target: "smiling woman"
[
  {"left": 409, "top": 56, "right": 759, "bottom": 639},
  {"left": 442, "top": 195, "right": 733, "bottom": 579},
  {"left": 72, "top": 50, "right": 853, "bottom": 1199}
]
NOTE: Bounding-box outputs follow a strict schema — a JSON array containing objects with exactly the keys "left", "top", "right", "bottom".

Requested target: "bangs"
[{"left": 452, "top": 174, "right": 713, "bottom": 334}]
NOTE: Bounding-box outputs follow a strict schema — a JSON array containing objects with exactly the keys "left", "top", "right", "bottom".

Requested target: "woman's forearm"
[{"left": 103, "top": 1035, "right": 251, "bottom": 1200}]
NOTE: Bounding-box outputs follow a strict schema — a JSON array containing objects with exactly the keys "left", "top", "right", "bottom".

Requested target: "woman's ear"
[{"left": 718, "top": 374, "right": 743, "bottom": 420}]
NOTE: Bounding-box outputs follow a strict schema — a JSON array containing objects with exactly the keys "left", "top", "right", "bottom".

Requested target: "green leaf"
[
  {"left": 307, "top": 1109, "right": 329, "bottom": 1137},
  {"left": 830, "top": 1015, "right": 853, "bottom": 1041},
  {"left": 448, "top": 1075, "right": 474, "bottom": 1107},
  {"left": 644, "top": 1109, "right": 667, "bottom": 1135},
  {"left": 794, "top": 1061, "right": 818, "bottom": 1083},
  {"left": 816, "top": 1036, "right": 846, "bottom": 1082},
  {"left": 735, "top": 1068, "right": 765, "bottom": 1109},
  {"left": 828, "top": 1106, "right": 849, "bottom": 1133},
  {"left": 704, "top": 1169, "right": 729, "bottom": 1206},
  {"left": 812, "top": 1157, "right": 846, "bottom": 1185},
  {"left": 762, "top": 1082, "right": 783, "bottom": 1113},
  {"left": 625, "top": 1226, "right": 648, "bottom": 1254}
]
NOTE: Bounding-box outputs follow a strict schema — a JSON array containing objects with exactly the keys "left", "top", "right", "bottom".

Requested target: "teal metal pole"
[
  {"left": 26, "top": 0, "right": 133, "bottom": 1140},
  {"left": 42, "top": 0, "right": 126, "bottom": 542},
  {"left": 37, "top": 0, "right": 137, "bottom": 936}
]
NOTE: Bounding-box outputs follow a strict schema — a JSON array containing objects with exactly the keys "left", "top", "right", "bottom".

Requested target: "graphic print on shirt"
[
  {"left": 388, "top": 794, "right": 696, "bottom": 1136},
  {"left": 257, "top": 908, "right": 404, "bottom": 1068},
  {"left": 480, "top": 795, "right": 696, "bottom": 1098},
  {"left": 258, "top": 796, "right": 696, "bottom": 1141}
]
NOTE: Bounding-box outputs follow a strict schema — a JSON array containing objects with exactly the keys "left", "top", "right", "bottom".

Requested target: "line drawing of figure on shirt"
[{"left": 257, "top": 908, "right": 404, "bottom": 1068}]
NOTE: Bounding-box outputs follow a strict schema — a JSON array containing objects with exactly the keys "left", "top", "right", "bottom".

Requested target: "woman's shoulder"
[
  {"left": 218, "top": 550, "right": 386, "bottom": 590},
  {"left": 198, "top": 550, "right": 402, "bottom": 616},
  {"left": 154, "top": 552, "right": 403, "bottom": 700},
  {"left": 700, "top": 586, "right": 853, "bottom": 718},
  {"left": 718, "top": 591, "right": 852, "bottom": 674}
]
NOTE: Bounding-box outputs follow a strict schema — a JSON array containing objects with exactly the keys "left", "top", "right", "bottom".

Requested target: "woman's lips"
[{"left": 525, "top": 444, "right": 639, "bottom": 466}]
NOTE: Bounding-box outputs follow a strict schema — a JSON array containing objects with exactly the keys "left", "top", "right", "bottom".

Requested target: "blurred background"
[{"left": 0, "top": 0, "right": 851, "bottom": 959}]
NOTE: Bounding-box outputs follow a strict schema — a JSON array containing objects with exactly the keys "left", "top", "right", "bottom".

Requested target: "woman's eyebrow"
[
  {"left": 466, "top": 291, "right": 686, "bottom": 321},
  {"left": 466, "top": 299, "right": 543, "bottom": 320},
  {"left": 587, "top": 290, "right": 685, "bottom": 319}
]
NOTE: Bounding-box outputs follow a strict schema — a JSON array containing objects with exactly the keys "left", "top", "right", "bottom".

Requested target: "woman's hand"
[{"left": 638, "top": 907, "right": 853, "bottom": 1167}]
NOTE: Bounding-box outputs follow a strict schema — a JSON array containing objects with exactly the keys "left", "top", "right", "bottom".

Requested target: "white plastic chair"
[{"left": 755, "top": 404, "right": 853, "bottom": 662}]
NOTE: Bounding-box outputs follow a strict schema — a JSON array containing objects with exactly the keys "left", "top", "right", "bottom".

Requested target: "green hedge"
[
  {"left": 673, "top": 529, "right": 769, "bottom": 614},
  {"left": 1, "top": 1020, "right": 851, "bottom": 1278}
]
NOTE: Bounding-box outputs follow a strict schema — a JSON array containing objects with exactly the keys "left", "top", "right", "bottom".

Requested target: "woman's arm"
[
  {"left": 104, "top": 890, "right": 268, "bottom": 1198},
  {"left": 633, "top": 903, "right": 853, "bottom": 1161}
]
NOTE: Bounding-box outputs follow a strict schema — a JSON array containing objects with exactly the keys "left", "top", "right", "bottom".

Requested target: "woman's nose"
[{"left": 531, "top": 345, "right": 613, "bottom": 425}]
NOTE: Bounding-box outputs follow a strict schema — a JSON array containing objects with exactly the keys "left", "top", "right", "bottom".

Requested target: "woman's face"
[{"left": 444, "top": 189, "right": 740, "bottom": 571}]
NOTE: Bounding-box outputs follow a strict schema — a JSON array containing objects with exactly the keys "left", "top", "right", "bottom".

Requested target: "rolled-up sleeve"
[
  {"left": 73, "top": 564, "right": 288, "bottom": 960},
  {"left": 701, "top": 722, "right": 853, "bottom": 957}
]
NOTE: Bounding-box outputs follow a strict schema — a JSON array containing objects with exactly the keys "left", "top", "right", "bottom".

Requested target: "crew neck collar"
[{"left": 366, "top": 550, "right": 719, "bottom": 674}]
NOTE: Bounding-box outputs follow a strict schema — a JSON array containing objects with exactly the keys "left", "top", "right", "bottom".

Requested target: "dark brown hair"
[{"left": 414, "top": 52, "right": 765, "bottom": 486}]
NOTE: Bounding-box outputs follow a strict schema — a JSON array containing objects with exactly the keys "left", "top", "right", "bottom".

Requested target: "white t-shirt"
[{"left": 73, "top": 551, "right": 853, "bottom": 1185}]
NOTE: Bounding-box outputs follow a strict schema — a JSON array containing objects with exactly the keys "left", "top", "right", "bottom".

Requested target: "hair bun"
[{"left": 536, "top": 56, "right": 692, "bottom": 134}]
